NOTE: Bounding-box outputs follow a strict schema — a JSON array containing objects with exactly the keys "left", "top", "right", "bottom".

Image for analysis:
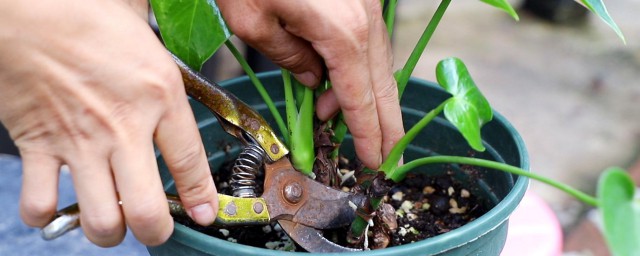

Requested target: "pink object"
[{"left": 501, "top": 190, "right": 563, "bottom": 256}]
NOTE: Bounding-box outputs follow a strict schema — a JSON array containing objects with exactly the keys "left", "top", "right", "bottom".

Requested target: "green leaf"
[
  {"left": 150, "top": 0, "right": 231, "bottom": 70},
  {"left": 436, "top": 57, "right": 493, "bottom": 151},
  {"left": 597, "top": 167, "right": 640, "bottom": 256},
  {"left": 577, "top": 0, "right": 626, "bottom": 43},
  {"left": 480, "top": 0, "right": 519, "bottom": 21}
]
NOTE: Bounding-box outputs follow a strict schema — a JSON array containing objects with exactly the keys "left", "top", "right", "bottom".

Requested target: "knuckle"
[
  {"left": 142, "top": 64, "right": 183, "bottom": 104},
  {"left": 351, "top": 22, "right": 369, "bottom": 43},
  {"left": 19, "top": 198, "right": 56, "bottom": 227},
  {"left": 143, "top": 80, "right": 173, "bottom": 104},
  {"left": 270, "top": 48, "right": 313, "bottom": 71},
  {"left": 352, "top": 122, "right": 381, "bottom": 140},
  {"left": 109, "top": 102, "right": 134, "bottom": 127},
  {"left": 177, "top": 179, "right": 213, "bottom": 206},
  {"left": 369, "top": 0, "right": 383, "bottom": 12},
  {"left": 341, "top": 10, "right": 369, "bottom": 45},
  {"left": 126, "top": 202, "right": 165, "bottom": 227},
  {"left": 387, "top": 127, "right": 406, "bottom": 141},
  {"left": 82, "top": 213, "right": 124, "bottom": 247},
  {"left": 341, "top": 88, "right": 375, "bottom": 113},
  {"left": 125, "top": 201, "right": 172, "bottom": 245},
  {"left": 375, "top": 79, "right": 399, "bottom": 105},
  {"left": 167, "top": 142, "right": 206, "bottom": 176},
  {"left": 226, "top": 15, "right": 267, "bottom": 44}
]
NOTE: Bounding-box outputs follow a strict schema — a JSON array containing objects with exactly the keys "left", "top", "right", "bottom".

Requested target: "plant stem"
[
  {"left": 348, "top": 101, "right": 447, "bottom": 243},
  {"left": 380, "top": 101, "right": 447, "bottom": 179},
  {"left": 347, "top": 174, "right": 394, "bottom": 243},
  {"left": 396, "top": 156, "right": 599, "bottom": 207},
  {"left": 383, "top": 0, "right": 398, "bottom": 38},
  {"left": 282, "top": 69, "right": 316, "bottom": 177},
  {"left": 330, "top": 113, "right": 348, "bottom": 159},
  {"left": 282, "top": 70, "right": 295, "bottom": 146},
  {"left": 290, "top": 87, "right": 316, "bottom": 177},
  {"left": 347, "top": 217, "right": 368, "bottom": 244},
  {"left": 225, "top": 41, "right": 288, "bottom": 142},
  {"left": 397, "top": 0, "right": 451, "bottom": 98}
]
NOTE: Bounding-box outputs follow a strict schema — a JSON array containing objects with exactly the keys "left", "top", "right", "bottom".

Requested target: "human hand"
[
  {"left": 217, "top": 0, "right": 405, "bottom": 169},
  {"left": 0, "top": 0, "right": 217, "bottom": 247}
]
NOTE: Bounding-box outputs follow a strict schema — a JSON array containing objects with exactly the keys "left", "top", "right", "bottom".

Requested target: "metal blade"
[
  {"left": 262, "top": 158, "right": 366, "bottom": 229},
  {"left": 278, "top": 220, "right": 361, "bottom": 253}
]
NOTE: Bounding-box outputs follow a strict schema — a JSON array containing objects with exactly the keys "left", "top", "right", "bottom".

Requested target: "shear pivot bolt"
[{"left": 283, "top": 182, "right": 303, "bottom": 204}]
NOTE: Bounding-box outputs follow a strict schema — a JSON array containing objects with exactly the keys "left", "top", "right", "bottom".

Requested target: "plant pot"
[{"left": 148, "top": 71, "right": 529, "bottom": 255}]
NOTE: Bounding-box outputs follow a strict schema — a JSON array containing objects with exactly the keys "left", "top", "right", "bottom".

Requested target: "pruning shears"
[{"left": 41, "top": 56, "right": 363, "bottom": 252}]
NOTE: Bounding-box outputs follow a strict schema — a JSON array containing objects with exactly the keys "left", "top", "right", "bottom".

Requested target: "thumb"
[{"left": 155, "top": 94, "right": 218, "bottom": 226}]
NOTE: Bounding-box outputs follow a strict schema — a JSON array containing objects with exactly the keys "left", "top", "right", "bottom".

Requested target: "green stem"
[
  {"left": 349, "top": 101, "right": 447, "bottom": 242},
  {"left": 347, "top": 174, "right": 392, "bottom": 243},
  {"left": 397, "top": 0, "right": 451, "bottom": 98},
  {"left": 282, "top": 70, "right": 295, "bottom": 146},
  {"left": 226, "top": 41, "right": 288, "bottom": 142},
  {"left": 347, "top": 217, "right": 369, "bottom": 244},
  {"left": 283, "top": 69, "right": 315, "bottom": 177},
  {"left": 330, "top": 113, "right": 348, "bottom": 159},
  {"left": 380, "top": 101, "right": 447, "bottom": 178},
  {"left": 396, "top": 156, "right": 599, "bottom": 207},
  {"left": 383, "top": 0, "right": 398, "bottom": 38}
]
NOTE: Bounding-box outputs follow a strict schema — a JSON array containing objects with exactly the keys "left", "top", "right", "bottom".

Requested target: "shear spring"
[{"left": 230, "top": 143, "right": 265, "bottom": 197}]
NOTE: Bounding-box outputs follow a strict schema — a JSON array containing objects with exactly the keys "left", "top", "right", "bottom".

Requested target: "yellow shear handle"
[
  {"left": 42, "top": 194, "right": 272, "bottom": 241},
  {"left": 214, "top": 194, "right": 270, "bottom": 226}
]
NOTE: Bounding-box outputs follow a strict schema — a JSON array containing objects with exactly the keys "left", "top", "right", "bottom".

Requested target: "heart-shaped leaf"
[
  {"left": 480, "top": 0, "right": 519, "bottom": 21},
  {"left": 577, "top": 0, "right": 625, "bottom": 43},
  {"left": 150, "top": 0, "right": 231, "bottom": 70},
  {"left": 436, "top": 57, "right": 493, "bottom": 151},
  {"left": 597, "top": 167, "right": 640, "bottom": 256}
]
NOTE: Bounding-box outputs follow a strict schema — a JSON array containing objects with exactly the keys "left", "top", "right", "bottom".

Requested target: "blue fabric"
[{"left": 0, "top": 154, "right": 148, "bottom": 255}]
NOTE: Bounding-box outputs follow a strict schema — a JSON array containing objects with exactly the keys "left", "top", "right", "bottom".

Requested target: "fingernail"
[
  {"left": 188, "top": 203, "right": 215, "bottom": 225},
  {"left": 293, "top": 71, "right": 319, "bottom": 87}
]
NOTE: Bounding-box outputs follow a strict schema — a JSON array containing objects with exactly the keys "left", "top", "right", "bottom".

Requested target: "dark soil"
[
  {"left": 175, "top": 157, "right": 489, "bottom": 252},
  {"left": 386, "top": 171, "right": 488, "bottom": 246}
]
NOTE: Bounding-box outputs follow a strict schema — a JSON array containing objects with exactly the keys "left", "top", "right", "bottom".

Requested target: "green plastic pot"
[{"left": 148, "top": 71, "right": 529, "bottom": 256}]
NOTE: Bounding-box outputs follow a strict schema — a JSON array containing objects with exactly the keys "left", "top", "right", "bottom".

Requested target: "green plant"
[{"left": 149, "top": 0, "right": 637, "bottom": 254}]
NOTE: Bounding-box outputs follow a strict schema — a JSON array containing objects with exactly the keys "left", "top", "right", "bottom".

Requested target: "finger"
[
  {"left": 316, "top": 88, "right": 340, "bottom": 121},
  {"left": 68, "top": 153, "right": 125, "bottom": 247},
  {"left": 249, "top": 27, "right": 322, "bottom": 87},
  {"left": 366, "top": 1, "right": 404, "bottom": 160},
  {"left": 19, "top": 151, "right": 60, "bottom": 227},
  {"left": 217, "top": 0, "right": 323, "bottom": 87},
  {"left": 327, "top": 69, "right": 382, "bottom": 169},
  {"left": 110, "top": 136, "right": 173, "bottom": 246},
  {"left": 312, "top": 15, "right": 382, "bottom": 168},
  {"left": 154, "top": 94, "right": 218, "bottom": 227}
]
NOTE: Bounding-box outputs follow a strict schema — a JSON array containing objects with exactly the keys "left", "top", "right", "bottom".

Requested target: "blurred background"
[
  {"left": 391, "top": 0, "right": 640, "bottom": 254},
  {"left": 1, "top": 0, "right": 638, "bottom": 255}
]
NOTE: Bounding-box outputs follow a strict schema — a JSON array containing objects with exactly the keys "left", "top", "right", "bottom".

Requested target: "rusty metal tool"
[{"left": 40, "top": 55, "right": 363, "bottom": 252}]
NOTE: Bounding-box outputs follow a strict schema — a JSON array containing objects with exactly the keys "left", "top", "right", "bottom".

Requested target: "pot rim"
[{"left": 159, "top": 71, "right": 530, "bottom": 255}]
